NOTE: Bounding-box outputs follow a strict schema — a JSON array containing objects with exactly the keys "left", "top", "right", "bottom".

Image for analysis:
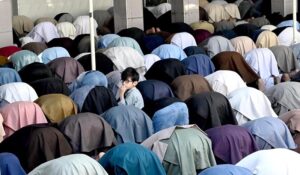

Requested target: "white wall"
[
  {"left": 15, "top": 0, "right": 113, "bottom": 20},
  {"left": 0, "top": 0, "right": 13, "bottom": 47}
]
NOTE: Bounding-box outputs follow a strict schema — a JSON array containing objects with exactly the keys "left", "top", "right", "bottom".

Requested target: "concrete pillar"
[
  {"left": 113, "top": 0, "right": 144, "bottom": 33},
  {"left": 272, "top": 0, "right": 297, "bottom": 17},
  {"left": 171, "top": 0, "right": 199, "bottom": 24},
  {"left": 0, "top": 0, "right": 13, "bottom": 47}
]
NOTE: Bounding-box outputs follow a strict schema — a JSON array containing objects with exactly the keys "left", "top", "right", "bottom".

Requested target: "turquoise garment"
[
  {"left": 152, "top": 102, "right": 189, "bottom": 133},
  {"left": 40, "top": 47, "right": 70, "bottom": 64},
  {"left": 98, "top": 34, "right": 120, "bottom": 48},
  {"left": 107, "top": 37, "right": 144, "bottom": 55},
  {"left": 0, "top": 68, "right": 21, "bottom": 86},
  {"left": 99, "top": 143, "right": 166, "bottom": 175},
  {"left": 199, "top": 165, "right": 253, "bottom": 175},
  {"left": 68, "top": 71, "right": 108, "bottom": 93},
  {"left": 118, "top": 87, "right": 144, "bottom": 109},
  {"left": 10, "top": 50, "right": 40, "bottom": 71},
  {"left": 152, "top": 44, "right": 187, "bottom": 61}
]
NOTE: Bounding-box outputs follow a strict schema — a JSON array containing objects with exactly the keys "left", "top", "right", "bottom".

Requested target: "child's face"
[{"left": 122, "top": 78, "right": 137, "bottom": 89}]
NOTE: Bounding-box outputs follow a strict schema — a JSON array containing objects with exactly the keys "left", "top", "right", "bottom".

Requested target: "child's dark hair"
[{"left": 121, "top": 67, "right": 139, "bottom": 82}]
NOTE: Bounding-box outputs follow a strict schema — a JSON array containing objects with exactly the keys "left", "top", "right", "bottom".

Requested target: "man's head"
[{"left": 121, "top": 67, "right": 139, "bottom": 89}]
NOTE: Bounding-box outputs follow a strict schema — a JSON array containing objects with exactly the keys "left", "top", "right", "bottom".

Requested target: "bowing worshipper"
[
  {"left": 0, "top": 153, "right": 26, "bottom": 175},
  {"left": 29, "top": 154, "right": 108, "bottom": 175},
  {"left": 58, "top": 113, "right": 116, "bottom": 156},
  {"left": 185, "top": 92, "right": 237, "bottom": 130},
  {"left": 205, "top": 70, "right": 247, "bottom": 96},
  {"left": 255, "top": 30, "right": 279, "bottom": 48},
  {"left": 12, "top": 15, "right": 34, "bottom": 38},
  {"left": 0, "top": 114, "right": 5, "bottom": 142},
  {"left": 118, "top": 67, "right": 144, "bottom": 109},
  {"left": 117, "top": 27, "right": 147, "bottom": 54},
  {"left": 73, "top": 34, "right": 97, "bottom": 54},
  {"left": 248, "top": 16, "right": 270, "bottom": 28},
  {"left": 198, "top": 164, "right": 253, "bottom": 175},
  {"left": 18, "top": 62, "right": 53, "bottom": 84},
  {"left": 10, "top": 50, "right": 40, "bottom": 71},
  {"left": 47, "top": 57, "right": 85, "bottom": 85},
  {"left": 242, "top": 117, "right": 296, "bottom": 150},
  {"left": 236, "top": 149, "right": 300, "bottom": 175},
  {"left": 107, "top": 37, "right": 144, "bottom": 55},
  {"left": 0, "top": 46, "right": 21, "bottom": 58},
  {"left": 280, "top": 110, "right": 300, "bottom": 153},
  {"left": 77, "top": 52, "right": 114, "bottom": 74},
  {"left": 143, "top": 97, "right": 184, "bottom": 118},
  {"left": 171, "top": 74, "right": 212, "bottom": 101},
  {"left": 0, "top": 82, "right": 38, "bottom": 108},
  {"left": 47, "top": 38, "right": 77, "bottom": 57},
  {"left": 99, "top": 143, "right": 166, "bottom": 175},
  {"left": 136, "top": 80, "right": 174, "bottom": 115},
  {"left": 181, "top": 54, "right": 215, "bottom": 76},
  {"left": 144, "top": 54, "right": 161, "bottom": 71},
  {"left": 151, "top": 44, "right": 187, "bottom": 61},
  {"left": 152, "top": 44, "right": 187, "bottom": 60},
  {"left": 227, "top": 87, "right": 277, "bottom": 125},
  {"left": 142, "top": 125, "right": 216, "bottom": 175},
  {"left": 183, "top": 46, "right": 207, "bottom": 57},
  {"left": 73, "top": 74, "right": 106, "bottom": 92},
  {"left": 56, "top": 22, "right": 77, "bottom": 39},
  {"left": 152, "top": 101, "right": 189, "bottom": 133},
  {"left": 70, "top": 86, "right": 117, "bottom": 115},
  {"left": 19, "top": 36, "right": 34, "bottom": 47},
  {"left": 0, "top": 124, "right": 72, "bottom": 173},
  {"left": 233, "top": 23, "right": 259, "bottom": 38},
  {"left": 39, "top": 47, "right": 70, "bottom": 64},
  {"left": 34, "top": 17, "right": 57, "bottom": 26},
  {"left": 204, "top": 2, "right": 229, "bottom": 23},
  {"left": 145, "top": 59, "right": 186, "bottom": 85},
  {"left": 68, "top": 71, "right": 107, "bottom": 93},
  {"left": 101, "top": 105, "right": 153, "bottom": 144},
  {"left": 265, "top": 82, "right": 300, "bottom": 115},
  {"left": 261, "top": 24, "right": 277, "bottom": 31},
  {"left": 106, "top": 70, "right": 122, "bottom": 100},
  {"left": 270, "top": 45, "right": 300, "bottom": 81},
  {"left": 29, "top": 77, "right": 70, "bottom": 96},
  {"left": 212, "top": 51, "right": 263, "bottom": 90},
  {"left": 143, "top": 34, "right": 165, "bottom": 54},
  {"left": 243, "top": 48, "right": 280, "bottom": 89},
  {"left": 193, "top": 29, "right": 213, "bottom": 44},
  {"left": 27, "top": 22, "right": 60, "bottom": 43},
  {"left": 290, "top": 43, "right": 300, "bottom": 66},
  {"left": 170, "top": 32, "right": 197, "bottom": 50},
  {"left": 0, "top": 56, "right": 8, "bottom": 66},
  {"left": 143, "top": 7, "right": 160, "bottom": 35},
  {"left": 213, "top": 20, "right": 235, "bottom": 32},
  {"left": 103, "top": 46, "right": 146, "bottom": 77},
  {"left": 230, "top": 36, "right": 256, "bottom": 56},
  {"left": 0, "top": 102, "right": 48, "bottom": 139},
  {"left": 0, "top": 68, "right": 21, "bottom": 86},
  {"left": 97, "top": 34, "right": 120, "bottom": 49},
  {"left": 206, "top": 125, "right": 258, "bottom": 164},
  {"left": 73, "top": 16, "right": 98, "bottom": 36},
  {"left": 54, "top": 13, "right": 73, "bottom": 23},
  {"left": 35, "top": 94, "right": 77, "bottom": 123},
  {"left": 22, "top": 42, "right": 48, "bottom": 55},
  {"left": 204, "top": 36, "right": 235, "bottom": 58},
  {"left": 276, "top": 27, "right": 300, "bottom": 46}
]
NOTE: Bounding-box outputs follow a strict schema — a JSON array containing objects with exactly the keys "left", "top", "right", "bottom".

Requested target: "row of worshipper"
[
  {"left": 10, "top": 0, "right": 300, "bottom": 52},
  {"left": 0, "top": 106, "right": 300, "bottom": 175},
  {"left": 1, "top": 55, "right": 300, "bottom": 174}
]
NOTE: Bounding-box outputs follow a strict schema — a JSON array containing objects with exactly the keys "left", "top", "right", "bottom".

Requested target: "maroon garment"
[
  {"left": 194, "top": 29, "right": 212, "bottom": 44},
  {"left": 0, "top": 46, "right": 21, "bottom": 57}
]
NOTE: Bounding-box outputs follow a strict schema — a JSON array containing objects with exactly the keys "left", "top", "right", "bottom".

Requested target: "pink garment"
[{"left": 0, "top": 101, "right": 48, "bottom": 138}]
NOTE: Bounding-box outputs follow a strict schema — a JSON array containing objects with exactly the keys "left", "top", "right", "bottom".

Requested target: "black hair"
[{"left": 121, "top": 67, "right": 139, "bottom": 82}]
